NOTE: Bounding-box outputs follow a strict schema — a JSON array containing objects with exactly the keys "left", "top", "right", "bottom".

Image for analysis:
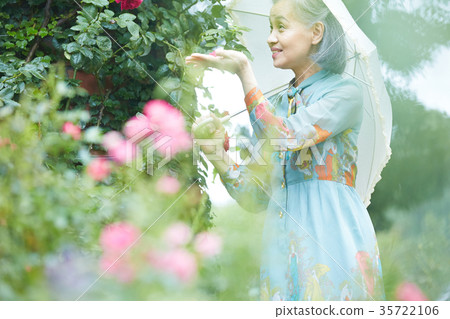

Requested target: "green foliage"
[
  {"left": 0, "top": 68, "right": 215, "bottom": 300},
  {"left": 0, "top": 0, "right": 249, "bottom": 132},
  {"left": 0, "top": 2, "right": 249, "bottom": 299},
  {"left": 368, "top": 85, "right": 450, "bottom": 229},
  {"left": 343, "top": 0, "right": 450, "bottom": 229},
  {"left": 377, "top": 188, "right": 450, "bottom": 300},
  {"left": 344, "top": 0, "right": 450, "bottom": 75}
]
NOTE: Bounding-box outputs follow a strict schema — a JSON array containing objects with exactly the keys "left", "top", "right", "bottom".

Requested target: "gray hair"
[{"left": 273, "top": 0, "right": 347, "bottom": 74}]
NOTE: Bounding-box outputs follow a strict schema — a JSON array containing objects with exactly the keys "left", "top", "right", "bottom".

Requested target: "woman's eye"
[{"left": 279, "top": 24, "right": 285, "bottom": 30}]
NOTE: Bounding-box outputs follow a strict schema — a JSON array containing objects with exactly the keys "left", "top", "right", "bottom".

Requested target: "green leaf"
[
  {"left": 96, "top": 36, "right": 112, "bottom": 51},
  {"left": 76, "top": 33, "right": 94, "bottom": 46},
  {"left": 16, "top": 40, "right": 28, "bottom": 49},
  {"left": 38, "top": 29, "right": 48, "bottom": 37},
  {"left": 81, "top": 4, "right": 98, "bottom": 21},
  {"left": 146, "top": 32, "right": 155, "bottom": 42},
  {"left": 66, "top": 42, "right": 81, "bottom": 54},
  {"left": 211, "top": 5, "right": 223, "bottom": 18},
  {"left": 116, "top": 13, "right": 136, "bottom": 28},
  {"left": 70, "top": 52, "right": 83, "bottom": 69},
  {"left": 30, "top": 69, "right": 45, "bottom": 80},
  {"left": 71, "top": 24, "right": 88, "bottom": 32},
  {"left": 127, "top": 21, "right": 140, "bottom": 39},
  {"left": 173, "top": 2, "right": 182, "bottom": 12},
  {"left": 166, "top": 52, "right": 176, "bottom": 62},
  {"left": 82, "top": 0, "right": 108, "bottom": 7},
  {"left": 80, "top": 47, "right": 94, "bottom": 59},
  {"left": 103, "top": 9, "right": 114, "bottom": 19}
]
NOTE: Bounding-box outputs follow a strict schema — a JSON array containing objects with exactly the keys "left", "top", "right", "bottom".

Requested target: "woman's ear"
[{"left": 311, "top": 22, "right": 325, "bottom": 45}]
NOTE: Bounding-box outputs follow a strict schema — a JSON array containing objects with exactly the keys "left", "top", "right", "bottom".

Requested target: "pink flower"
[
  {"left": 156, "top": 175, "right": 181, "bottom": 195},
  {"left": 100, "top": 222, "right": 140, "bottom": 253},
  {"left": 123, "top": 115, "right": 153, "bottom": 141},
  {"left": 100, "top": 254, "right": 135, "bottom": 283},
  {"left": 102, "top": 131, "right": 124, "bottom": 150},
  {"left": 87, "top": 158, "right": 111, "bottom": 181},
  {"left": 102, "top": 131, "right": 137, "bottom": 165},
  {"left": 209, "top": 51, "right": 217, "bottom": 57},
  {"left": 143, "top": 100, "right": 186, "bottom": 134},
  {"left": 148, "top": 249, "right": 197, "bottom": 283},
  {"left": 62, "top": 122, "right": 81, "bottom": 140},
  {"left": 164, "top": 222, "right": 192, "bottom": 247},
  {"left": 121, "top": 100, "right": 192, "bottom": 159},
  {"left": 115, "top": 0, "right": 143, "bottom": 11},
  {"left": 194, "top": 232, "right": 223, "bottom": 258},
  {"left": 395, "top": 282, "right": 429, "bottom": 301},
  {"left": 108, "top": 140, "right": 137, "bottom": 165}
]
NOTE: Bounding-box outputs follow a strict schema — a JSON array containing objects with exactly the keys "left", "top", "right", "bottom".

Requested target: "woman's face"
[{"left": 268, "top": 0, "right": 315, "bottom": 72}]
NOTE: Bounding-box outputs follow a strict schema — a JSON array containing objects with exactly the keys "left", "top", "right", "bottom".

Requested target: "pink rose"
[
  {"left": 122, "top": 100, "right": 192, "bottom": 159},
  {"left": 395, "top": 282, "right": 429, "bottom": 301},
  {"left": 148, "top": 249, "right": 197, "bottom": 283},
  {"left": 115, "top": 0, "right": 143, "bottom": 11},
  {"left": 102, "top": 131, "right": 124, "bottom": 150},
  {"left": 62, "top": 122, "right": 81, "bottom": 140},
  {"left": 164, "top": 222, "right": 192, "bottom": 247},
  {"left": 100, "top": 222, "right": 140, "bottom": 253},
  {"left": 143, "top": 100, "right": 186, "bottom": 135},
  {"left": 108, "top": 140, "right": 137, "bottom": 165},
  {"left": 156, "top": 175, "right": 181, "bottom": 195},
  {"left": 102, "top": 132, "right": 137, "bottom": 164},
  {"left": 123, "top": 115, "right": 153, "bottom": 141},
  {"left": 194, "top": 232, "right": 223, "bottom": 258},
  {"left": 86, "top": 158, "right": 111, "bottom": 181},
  {"left": 100, "top": 253, "right": 135, "bottom": 283}
]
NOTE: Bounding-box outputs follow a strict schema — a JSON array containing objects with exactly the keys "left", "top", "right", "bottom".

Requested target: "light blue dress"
[{"left": 220, "top": 70, "right": 385, "bottom": 301}]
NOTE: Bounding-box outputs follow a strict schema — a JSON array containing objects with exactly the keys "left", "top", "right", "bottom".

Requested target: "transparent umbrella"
[{"left": 227, "top": 0, "right": 392, "bottom": 207}]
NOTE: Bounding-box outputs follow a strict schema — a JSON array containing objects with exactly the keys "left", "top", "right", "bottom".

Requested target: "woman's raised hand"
[{"left": 185, "top": 49, "right": 249, "bottom": 76}]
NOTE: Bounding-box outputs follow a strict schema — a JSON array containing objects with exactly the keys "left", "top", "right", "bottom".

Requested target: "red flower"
[
  {"left": 223, "top": 131, "right": 229, "bottom": 152},
  {"left": 115, "top": 0, "right": 143, "bottom": 11},
  {"left": 62, "top": 122, "right": 81, "bottom": 140},
  {"left": 86, "top": 158, "right": 111, "bottom": 181}
]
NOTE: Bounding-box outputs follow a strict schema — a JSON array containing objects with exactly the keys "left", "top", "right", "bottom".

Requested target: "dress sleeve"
[
  {"left": 245, "top": 78, "right": 363, "bottom": 151},
  {"left": 219, "top": 134, "right": 272, "bottom": 213}
]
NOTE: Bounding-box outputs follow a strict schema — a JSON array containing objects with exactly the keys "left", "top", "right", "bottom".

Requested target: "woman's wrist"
[{"left": 236, "top": 60, "right": 258, "bottom": 96}]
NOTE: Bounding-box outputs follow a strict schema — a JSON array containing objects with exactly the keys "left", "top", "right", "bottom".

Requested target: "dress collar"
[{"left": 287, "top": 69, "right": 331, "bottom": 98}]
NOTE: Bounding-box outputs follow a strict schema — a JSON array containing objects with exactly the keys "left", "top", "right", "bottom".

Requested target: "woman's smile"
[{"left": 271, "top": 47, "right": 283, "bottom": 59}]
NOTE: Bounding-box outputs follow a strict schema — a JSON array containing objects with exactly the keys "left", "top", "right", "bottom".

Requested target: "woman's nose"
[{"left": 267, "top": 30, "right": 277, "bottom": 46}]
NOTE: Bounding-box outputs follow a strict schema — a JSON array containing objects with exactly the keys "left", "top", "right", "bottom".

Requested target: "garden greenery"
[{"left": 0, "top": 0, "right": 249, "bottom": 300}]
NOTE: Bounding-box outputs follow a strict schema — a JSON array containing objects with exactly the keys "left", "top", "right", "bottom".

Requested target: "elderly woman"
[{"left": 186, "top": 0, "right": 385, "bottom": 301}]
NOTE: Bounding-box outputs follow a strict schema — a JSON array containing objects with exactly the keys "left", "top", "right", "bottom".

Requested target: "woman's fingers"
[
  {"left": 210, "top": 113, "right": 224, "bottom": 132},
  {"left": 185, "top": 53, "right": 221, "bottom": 68}
]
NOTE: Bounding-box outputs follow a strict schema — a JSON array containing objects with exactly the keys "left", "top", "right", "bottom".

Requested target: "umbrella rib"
[
  {"left": 229, "top": 9, "right": 269, "bottom": 17},
  {"left": 343, "top": 71, "right": 373, "bottom": 88},
  {"left": 263, "top": 82, "right": 290, "bottom": 96}
]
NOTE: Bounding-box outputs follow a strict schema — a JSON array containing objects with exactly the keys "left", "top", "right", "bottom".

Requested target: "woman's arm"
[
  {"left": 186, "top": 49, "right": 257, "bottom": 96},
  {"left": 186, "top": 49, "right": 363, "bottom": 152}
]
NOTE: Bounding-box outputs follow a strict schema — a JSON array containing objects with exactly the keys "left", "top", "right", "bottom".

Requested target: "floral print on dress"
[{"left": 220, "top": 70, "right": 384, "bottom": 300}]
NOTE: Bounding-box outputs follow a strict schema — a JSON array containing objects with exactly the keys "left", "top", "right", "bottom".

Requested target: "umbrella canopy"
[{"left": 227, "top": 0, "right": 392, "bottom": 207}]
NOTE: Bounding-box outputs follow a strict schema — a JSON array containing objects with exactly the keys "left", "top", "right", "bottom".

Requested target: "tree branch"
[{"left": 26, "top": 0, "right": 53, "bottom": 63}]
